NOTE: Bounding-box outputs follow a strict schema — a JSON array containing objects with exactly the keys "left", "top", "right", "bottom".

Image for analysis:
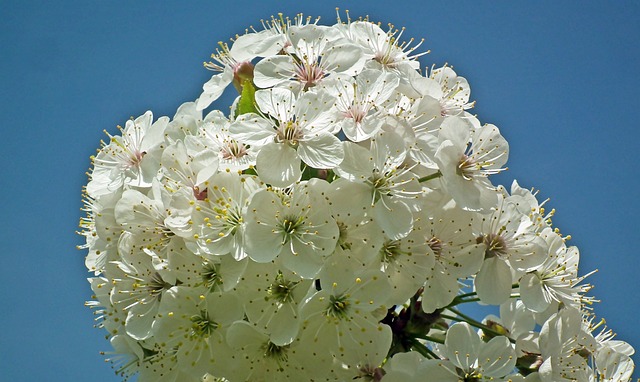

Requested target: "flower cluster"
[{"left": 80, "top": 13, "right": 635, "bottom": 382}]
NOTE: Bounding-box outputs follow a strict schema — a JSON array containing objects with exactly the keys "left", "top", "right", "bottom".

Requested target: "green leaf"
[{"left": 236, "top": 79, "right": 258, "bottom": 116}]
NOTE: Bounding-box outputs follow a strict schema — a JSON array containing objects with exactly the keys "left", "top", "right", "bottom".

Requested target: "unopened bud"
[{"left": 232, "top": 61, "right": 255, "bottom": 93}]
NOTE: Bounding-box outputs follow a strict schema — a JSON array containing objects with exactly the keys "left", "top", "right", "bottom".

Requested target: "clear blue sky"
[{"left": 1, "top": 1, "right": 638, "bottom": 380}]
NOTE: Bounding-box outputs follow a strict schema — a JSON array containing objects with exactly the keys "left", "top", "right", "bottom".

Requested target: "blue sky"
[{"left": 1, "top": 1, "right": 638, "bottom": 380}]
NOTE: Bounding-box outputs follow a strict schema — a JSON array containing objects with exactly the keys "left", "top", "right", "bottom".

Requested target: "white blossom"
[
  {"left": 428, "top": 322, "right": 517, "bottom": 381},
  {"left": 87, "top": 111, "right": 168, "bottom": 197},
  {"left": 79, "top": 14, "right": 635, "bottom": 382},
  {"left": 243, "top": 182, "right": 339, "bottom": 278}
]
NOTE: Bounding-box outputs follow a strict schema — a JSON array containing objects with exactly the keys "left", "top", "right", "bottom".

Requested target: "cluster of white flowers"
[{"left": 80, "top": 13, "right": 635, "bottom": 382}]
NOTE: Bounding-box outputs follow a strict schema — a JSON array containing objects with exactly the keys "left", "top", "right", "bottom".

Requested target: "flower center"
[
  {"left": 326, "top": 294, "right": 350, "bottom": 319},
  {"left": 221, "top": 139, "right": 248, "bottom": 160},
  {"left": 479, "top": 233, "right": 508, "bottom": 259},
  {"left": 224, "top": 207, "right": 244, "bottom": 233},
  {"left": 294, "top": 61, "right": 325, "bottom": 90},
  {"left": 129, "top": 149, "right": 146, "bottom": 167},
  {"left": 263, "top": 341, "right": 289, "bottom": 363},
  {"left": 209, "top": 199, "right": 244, "bottom": 235},
  {"left": 462, "top": 372, "right": 482, "bottom": 381},
  {"left": 381, "top": 239, "right": 402, "bottom": 264},
  {"left": 369, "top": 169, "right": 394, "bottom": 202},
  {"left": 374, "top": 44, "right": 397, "bottom": 68},
  {"left": 276, "top": 121, "right": 304, "bottom": 146},
  {"left": 278, "top": 214, "right": 305, "bottom": 239},
  {"left": 427, "top": 236, "right": 443, "bottom": 258},
  {"left": 201, "top": 262, "right": 223, "bottom": 292},
  {"left": 146, "top": 272, "right": 172, "bottom": 301},
  {"left": 356, "top": 365, "right": 386, "bottom": 381},
  {"left": 344, "top": 100, "right": 368, "bottom": 124},
  {"left": 457, "top": 154, "right": 477, "bottom": 180},
  {"left": 190, "top": 310, "right": 219, "bottom": 338},
  {"left": 267, "top": 272, "right": 298, "bottom": 304}
]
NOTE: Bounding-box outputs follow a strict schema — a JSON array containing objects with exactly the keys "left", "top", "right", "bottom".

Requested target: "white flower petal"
[
  {"left": 321, "top": 43, "right": 366, "bottom": 76},
  {"left": 294, "top": 90, "right": 336, "bottom": 129},
  {"left": 475, "top": 257, "right": 513, "bottom": 305},
  {"left": 197, "top": 69, "right": 233, "bottom": 110},
  {"left": 445, "top": 322, "right": 481, "bottom": 371},
  {"left": 297, "top": 133, "right": 344, "bottom": 168},
  {"left": 226, "top": 320, "right": 266, "bottom": 350},
  {"left": 596, "top": 347, "right": 635, "bottom": 381},
  {"left": 254, "top": 55, "right": 295, "bottom": 88},
  {"left": 228, "top": 113, "right": 275, "bottom": 146},
  {"left": 335, "top": 141, "right": 374, "bottom": 182},
  {"left": 244, "top": 190, "right": 287, "bottom": 262},
  {"left": 478, "top": 335, "right": 517, "bottom": 377},
  {"left": 256, "top": 142, "right": 302, "bottom": 187},
  {"left": 520, "top": 272, "right": 553, "bottom": 313},
  {"left": 374, "top": 200, "right": 413, "bottom": 240},
  {"left": 255, "top": 87, "right": 296, "bottom": 122}
]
